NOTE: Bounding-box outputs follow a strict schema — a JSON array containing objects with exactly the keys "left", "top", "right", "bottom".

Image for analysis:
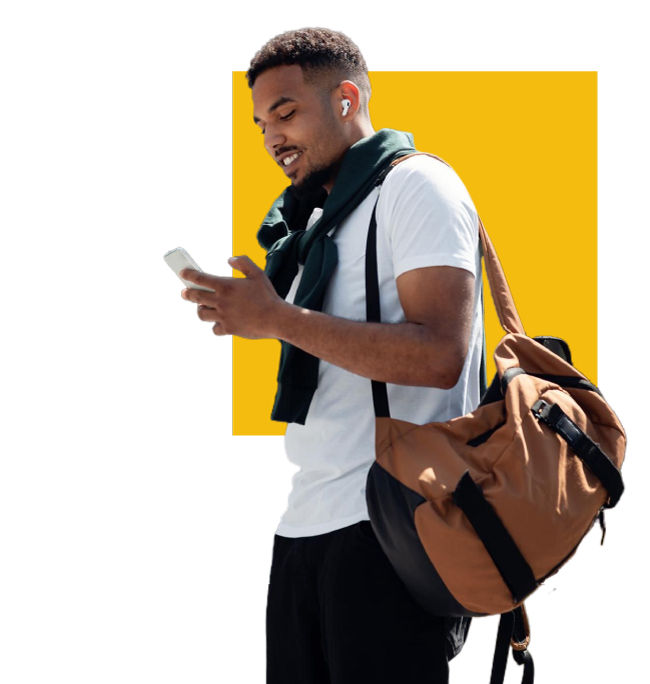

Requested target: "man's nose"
[{"left": 264, "top": 126, "right": 286, "bottom": 157}]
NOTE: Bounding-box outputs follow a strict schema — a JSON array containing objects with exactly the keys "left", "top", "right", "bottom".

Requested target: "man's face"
[{"left": 252, "top": 65, "right": 347, "bottom": 194}]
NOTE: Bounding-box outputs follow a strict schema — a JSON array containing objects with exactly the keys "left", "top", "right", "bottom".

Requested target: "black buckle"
[{"left": 531, "top": 399, "right": 552, "bottom": 422}]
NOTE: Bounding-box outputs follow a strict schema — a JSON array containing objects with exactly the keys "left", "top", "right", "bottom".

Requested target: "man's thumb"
[{"left": 228, "top": 255, "right": 261, "bottom": 278}]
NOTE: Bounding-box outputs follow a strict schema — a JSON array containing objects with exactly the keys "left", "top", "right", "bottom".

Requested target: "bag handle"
[{"left": 385, "top": 153, "right": 525, "bottom": 337}]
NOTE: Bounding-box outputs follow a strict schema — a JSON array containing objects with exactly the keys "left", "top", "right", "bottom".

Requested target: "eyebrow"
[{"left": 253, "top": 96, "right": 297, "bottom": 125}]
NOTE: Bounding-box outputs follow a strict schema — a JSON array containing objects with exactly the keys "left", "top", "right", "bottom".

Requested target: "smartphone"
[{"left": 163, "top": 246, "right": 215, "bottom": 292}]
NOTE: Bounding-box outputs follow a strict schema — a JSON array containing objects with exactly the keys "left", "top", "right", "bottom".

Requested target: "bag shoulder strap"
[{"left": 364, "top": 152, "right": 493, "bottom": 415}]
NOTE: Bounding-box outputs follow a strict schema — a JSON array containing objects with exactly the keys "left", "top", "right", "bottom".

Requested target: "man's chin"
[{"left": 290, "top": 165, "right": 333, "bottom": 198}]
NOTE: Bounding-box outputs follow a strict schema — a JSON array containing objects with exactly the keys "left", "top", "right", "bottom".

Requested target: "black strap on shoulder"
[
  {"left": 365, "top": 199, "right": 390, "bottom": 418},
  {"left": 531, "top": 400, "right": 624, "bottom": 508},
  {"left": 365, "top": 163, "right": 487, "bottom": 417},
  {"left": 452, "top": 471, "right": 538, "bottom": 603}
]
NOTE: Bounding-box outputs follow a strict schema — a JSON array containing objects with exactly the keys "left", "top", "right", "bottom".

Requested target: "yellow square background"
[{"left": 232, "top": 71, "right": 597, "bottom": 436}]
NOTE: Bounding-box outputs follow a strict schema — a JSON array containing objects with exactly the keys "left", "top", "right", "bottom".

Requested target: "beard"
[{"left": 290, "top": 158, "right": 339, "bottom": 198}]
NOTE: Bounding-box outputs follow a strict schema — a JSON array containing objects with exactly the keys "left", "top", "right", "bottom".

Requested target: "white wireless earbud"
[{"left": 341, "top": 99, "right": 351, "bottom": 117}]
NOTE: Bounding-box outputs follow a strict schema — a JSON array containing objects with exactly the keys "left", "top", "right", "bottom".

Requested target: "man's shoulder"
[
  {"left": 379, "top": 152, "right": 475, "bottom": 212},
  {"left": 383, "top": 153, "right": 459, "bottom": 186}
]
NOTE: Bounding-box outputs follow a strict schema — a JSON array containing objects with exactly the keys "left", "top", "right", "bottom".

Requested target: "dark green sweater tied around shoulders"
[{"left": 256, "top": 128, "right": 417, "bottom": 425}]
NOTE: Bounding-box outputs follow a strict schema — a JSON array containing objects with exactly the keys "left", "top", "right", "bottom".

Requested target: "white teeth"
[{"left": 283, "top": 153, "right": 300, "bottom": 166}]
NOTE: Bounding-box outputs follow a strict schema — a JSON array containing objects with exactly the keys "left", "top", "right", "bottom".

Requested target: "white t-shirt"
[{"left": 276, "top": 154, "right": 483, "bottom": 538}]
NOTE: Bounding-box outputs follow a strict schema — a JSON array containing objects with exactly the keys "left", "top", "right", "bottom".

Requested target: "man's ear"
[{"left": 334, "top": 80, "right": 362, "bottom": 119}]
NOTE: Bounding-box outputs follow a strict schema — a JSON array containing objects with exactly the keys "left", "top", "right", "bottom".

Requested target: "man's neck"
[{"left": 323, "top": 123, "right": 376, "bottom": 194}]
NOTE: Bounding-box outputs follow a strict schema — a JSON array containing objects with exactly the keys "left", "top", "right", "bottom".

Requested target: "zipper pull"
[{"left": 598, "top": 509, "right": 606, "bottom": 546}]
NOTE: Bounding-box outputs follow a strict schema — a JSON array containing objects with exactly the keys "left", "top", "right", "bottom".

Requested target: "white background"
[{"left": 1, "top": 2, "right": 647, "bottom": 682}]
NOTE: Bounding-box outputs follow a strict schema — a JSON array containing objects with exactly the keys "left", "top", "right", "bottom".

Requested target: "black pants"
[{"left": 266, "top": 520, "right": 450, "bottom": 683}]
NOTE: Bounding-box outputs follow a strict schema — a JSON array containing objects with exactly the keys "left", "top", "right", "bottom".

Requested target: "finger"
[
  {"left": 197, "top": 305, "right": 218, "bottom": 321},
  {"left": 183, "top": 287, "right": 217, "bottom": 306},
  {"left": 180, "top": 268, "right": 224, "bottom": 291},
  {"left": 228, "top": 255, "right": 263, "bottom": 279},
  {"left": 212, "top": 321, "right": 227, "bottom": 336},
  {"left": 182, "top": 287, "right": 203, "bottom": 303},
  {"left": 180, "top": 268, "right": 199, "bottom": 281}
]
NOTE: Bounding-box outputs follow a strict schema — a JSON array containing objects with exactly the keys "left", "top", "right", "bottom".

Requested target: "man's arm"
[
  {"left": 270, "top": 264, "right": 475, "bottom": 390},
  {"left": 180, "top": 255, "right": 475, "bottom": 389}
]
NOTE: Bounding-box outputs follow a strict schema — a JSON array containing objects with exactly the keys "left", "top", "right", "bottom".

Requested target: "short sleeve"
[{"left": 376, "top": 155, "right": 479, "bottom": 279}]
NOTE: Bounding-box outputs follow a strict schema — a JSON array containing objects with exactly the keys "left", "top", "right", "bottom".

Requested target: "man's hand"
[{"left": 180, "top": 256, "right": 285, "bottom": 339}]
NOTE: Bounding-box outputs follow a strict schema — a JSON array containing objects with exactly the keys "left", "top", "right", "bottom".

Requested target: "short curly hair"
[{"left": 246, "top": 27, "right": 371, "bottom": 114}]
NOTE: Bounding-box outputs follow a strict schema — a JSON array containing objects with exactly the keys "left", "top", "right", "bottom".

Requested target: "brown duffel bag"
[{"left": 364, "top": 153, "right": 626, "bottom": 684}]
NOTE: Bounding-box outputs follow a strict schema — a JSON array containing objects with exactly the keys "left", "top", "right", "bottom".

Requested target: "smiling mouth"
[{"left": 280, "top": 151, "right": 302, "bottom": 170}]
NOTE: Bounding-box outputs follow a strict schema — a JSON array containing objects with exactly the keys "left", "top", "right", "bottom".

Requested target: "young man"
[{"left": 181, "top": 27, "right": 483, "bottom": 684}]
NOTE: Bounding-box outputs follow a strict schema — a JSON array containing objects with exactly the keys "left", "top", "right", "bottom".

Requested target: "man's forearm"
[{"left": 270, "top": 300, "right": 464, "bottom": 389}]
